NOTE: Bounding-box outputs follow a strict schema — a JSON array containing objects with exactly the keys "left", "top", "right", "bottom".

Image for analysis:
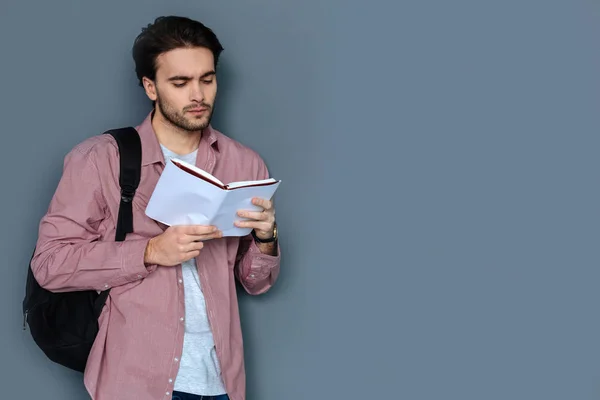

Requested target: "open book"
[{"left": 145, "top": 158, "right": 281, "bottom": 237}]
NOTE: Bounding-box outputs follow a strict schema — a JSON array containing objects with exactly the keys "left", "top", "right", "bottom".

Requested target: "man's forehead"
[{"left": 156, "top": 48, "right": 214, "bottom": 75}]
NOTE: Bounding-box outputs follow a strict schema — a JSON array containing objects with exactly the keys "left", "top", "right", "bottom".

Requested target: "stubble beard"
[{"left": 156, "top": 95, "right": 213, "bottom": 133}]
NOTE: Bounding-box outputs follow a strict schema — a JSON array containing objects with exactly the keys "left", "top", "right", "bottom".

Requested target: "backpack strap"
[
  {"left": 92, "top": 127, "right": 142, "bottom": 319},
  {"left": 105, "top": 127, "right": 142, "bottom": 242}
]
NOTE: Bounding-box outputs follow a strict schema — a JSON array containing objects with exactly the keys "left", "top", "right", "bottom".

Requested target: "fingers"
[
  {"left": 234, "top": 219, "right": 272, "bottom": 232},
  {"left": 180, "top": 241, "right": 204, "bottom": 253},
  {"left": 177, "top": 225, "right": 220, "bottom": 235},
  {"left": 179, "top": 248, "right": 202, "bottom": 264},
  {"left": 169, "top": 225, "right": 222, "bottom": 241},
  {"left": 236, "top": 198, "right": 275, "bottom": 231},
  {"left": 188, "top": 232, "right": 222, "bottom": 242},
  {"left": 238, "top": 198, "right": 275, "bottom": 221},
  {"left": 251, "top": 197, "right": 272, "bottom": 210},
  {"left": 237, "top": 210, "right": 269, "bottom": 221}
]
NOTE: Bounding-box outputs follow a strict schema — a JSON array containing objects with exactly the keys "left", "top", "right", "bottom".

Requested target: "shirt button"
[
  {"left": 168, "top": 378, "right": 173, "bottom": 383},
  {"left": 180, "top": 317, "right": 184, "bottom": 322},
  {"left": 166, "top": 392, "right": 170, "bottom": 396},
  {"left": 249, "top": 274, "right": 255, "bottom": 278},
  {"left": 174, "top": 357, "right": 179, "bottom": 362},
  {"left": 137, "top": 274, "right": 142, "bottom": 278},
  {"left": 104, "top": 284, "right": 109, "bottom": 288},
  {"left": 178, "top": 279, "right": 183, "bottom": 284}
]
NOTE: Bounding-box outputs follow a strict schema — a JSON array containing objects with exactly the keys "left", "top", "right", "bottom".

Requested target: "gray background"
[{"left": 1, "top": 0, "right": 599, "bottom": 399}]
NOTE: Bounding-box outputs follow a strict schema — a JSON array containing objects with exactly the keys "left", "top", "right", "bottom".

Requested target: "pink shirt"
[{"left": 31, "top": 112, "right": 281, "bottom": 400}]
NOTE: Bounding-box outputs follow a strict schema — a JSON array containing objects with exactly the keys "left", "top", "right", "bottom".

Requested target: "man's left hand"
[{"left": 235, "top": 197, "right": 276, "bottom": 240}]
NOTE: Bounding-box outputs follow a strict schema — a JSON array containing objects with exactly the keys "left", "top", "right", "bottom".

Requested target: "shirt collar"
[{"left": 136, "top": 110, "right": 220, "bottom": 167}]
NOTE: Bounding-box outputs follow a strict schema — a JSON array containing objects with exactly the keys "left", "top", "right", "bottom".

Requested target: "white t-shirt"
[{"left": 160, "top": 144, "right": 227, "bottom": 396}]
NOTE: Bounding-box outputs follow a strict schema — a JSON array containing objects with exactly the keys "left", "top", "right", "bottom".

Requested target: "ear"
[{"left": 142, "top": 77, "right": 158, "bottom": 101}]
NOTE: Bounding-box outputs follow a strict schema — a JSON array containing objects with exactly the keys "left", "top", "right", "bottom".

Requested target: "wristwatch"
[{"left": 251, "top": 222, "right": 278, "bottom": 243}]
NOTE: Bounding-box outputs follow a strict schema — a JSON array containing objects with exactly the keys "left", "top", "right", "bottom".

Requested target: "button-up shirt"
[{"left": 30, "top": 112, "right": 281, "bottom": 400}]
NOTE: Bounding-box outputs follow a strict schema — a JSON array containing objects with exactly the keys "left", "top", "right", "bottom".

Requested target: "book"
[{"left": 145, "top": 158, "right": 281, "bottom": 237}]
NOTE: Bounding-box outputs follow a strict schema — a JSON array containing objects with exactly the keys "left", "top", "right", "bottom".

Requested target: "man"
[{"left": 31, "top": 16, "right": 280, "bottom": 400}]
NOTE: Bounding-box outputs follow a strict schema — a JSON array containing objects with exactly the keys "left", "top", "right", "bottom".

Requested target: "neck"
[{"left": 151, "top": 109, "right": 202, "bottom": 155}]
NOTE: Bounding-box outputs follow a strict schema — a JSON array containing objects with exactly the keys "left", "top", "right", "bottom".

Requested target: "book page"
[
  {"left": 145, "top": 160, "right": 227, "bottom": 226},
  {"left": 211, "top": 181, "right": 281, "bottom": 236},
  {"left": 226, "top": 178, "right": 278, "bottom": 190},
  {"left": 171, "top": 158, "right": 226, "bottom": 189},
  {"left": 146, "top": 160, "right": 281, "bottom": 236}
]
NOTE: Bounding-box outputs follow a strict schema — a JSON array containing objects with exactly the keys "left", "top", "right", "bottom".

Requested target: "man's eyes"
[{"left": 173, "top": 80, "right": 213, "bottom": 87}]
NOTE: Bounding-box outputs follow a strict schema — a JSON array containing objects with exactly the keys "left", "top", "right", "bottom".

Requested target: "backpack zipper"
[
  {"left": 23, "top": 300, "right": 45, "bottom": 330},
  {"left": 23, "top": 309, "right": 28, "bottom": 330}
]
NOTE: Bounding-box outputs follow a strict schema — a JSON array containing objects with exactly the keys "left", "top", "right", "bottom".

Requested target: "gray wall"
[{"left": 1, "top": 0, "right": 599, "bottom": 399}]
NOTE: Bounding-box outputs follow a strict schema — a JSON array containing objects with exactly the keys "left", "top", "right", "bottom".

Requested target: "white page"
[
  {"left": 171, "top": 158, "right": 226, "bottom": 188},
  {"left": 212, "top": 181, "right": 281, "bottom": 237},
  {"left": 226, "top": 178, "right": 277, "bottom": 189},
  {"left": 145, "top": 160, "right": 227, "bottom": 227},
  {"left": 145, "top": 159, "right": 281, "bottom": 237}
]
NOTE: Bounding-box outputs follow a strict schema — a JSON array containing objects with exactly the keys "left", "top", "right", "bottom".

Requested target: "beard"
[{"left": 156, "top": 94, "right": 214, "bottom": 132}]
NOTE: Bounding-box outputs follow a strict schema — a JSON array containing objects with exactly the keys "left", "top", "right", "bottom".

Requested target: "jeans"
[{"left": 171, "top": 391, "right": 229, "bottom": 400}]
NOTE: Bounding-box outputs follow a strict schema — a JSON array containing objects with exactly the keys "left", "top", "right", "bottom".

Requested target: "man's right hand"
[{"left": 144, "top": 225, "right": 222, "bottom": 266}]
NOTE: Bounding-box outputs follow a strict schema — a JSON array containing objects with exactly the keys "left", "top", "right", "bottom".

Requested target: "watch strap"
[{"left": 251, "top": 222, "right": 277, "bottom": 243}]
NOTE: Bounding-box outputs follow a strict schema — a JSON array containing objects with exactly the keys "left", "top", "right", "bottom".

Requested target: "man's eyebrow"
[
  {"left": 167, "top": 75, "right": 192, "bottom": 81},
  {"left": 167, "top": 71, "right": 216, "bottom": 81},
  {"left": 200, "top": 71, "right": 216, "bottom": 79}
]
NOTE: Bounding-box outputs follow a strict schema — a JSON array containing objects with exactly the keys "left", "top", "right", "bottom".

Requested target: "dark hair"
[{"left": 132, "top": 16, "right": 224, "bottom": 87}]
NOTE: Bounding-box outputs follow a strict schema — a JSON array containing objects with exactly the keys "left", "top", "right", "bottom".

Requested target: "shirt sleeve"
[
  {"left": 234, "top": 156, "right": 281, "bottom": 295},
  {"left": 235, "top": 235, "right": 281, "bottom": 295},
  {"left": 31, "top": 146, "right": 156, "bottom": 293}
]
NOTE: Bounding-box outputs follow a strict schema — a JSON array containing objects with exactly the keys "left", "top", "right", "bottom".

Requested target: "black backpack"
[{"left": 22, "top": 127, "right": 142, "bottom": 373}]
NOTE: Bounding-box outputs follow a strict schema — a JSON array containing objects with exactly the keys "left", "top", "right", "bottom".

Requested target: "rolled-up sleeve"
[
  {"left": 235, "top": 236, "right": 280, "bottom": 295},
  {"left": 31, "top": 146, "right": 156, "bottom": 293}
]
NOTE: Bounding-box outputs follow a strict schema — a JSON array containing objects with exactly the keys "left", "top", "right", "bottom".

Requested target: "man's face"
[{"left": 145, "top": 47, "right": 217, "bottom": 132}]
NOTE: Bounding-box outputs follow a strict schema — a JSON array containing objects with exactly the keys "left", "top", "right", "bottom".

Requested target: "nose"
[{"left": 189, "top": 81, "right": 205, "bottom": 103}]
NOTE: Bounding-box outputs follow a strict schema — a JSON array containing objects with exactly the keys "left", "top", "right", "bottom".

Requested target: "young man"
[{"left": 31, "top": 16, "right": 280, "bottom": 400}]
